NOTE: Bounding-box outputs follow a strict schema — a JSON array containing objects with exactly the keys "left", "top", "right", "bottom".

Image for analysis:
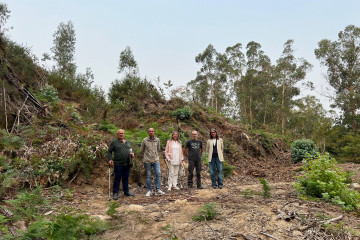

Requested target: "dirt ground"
[{"left": 62, "top": 162, "right": 360, "bottom": 240}]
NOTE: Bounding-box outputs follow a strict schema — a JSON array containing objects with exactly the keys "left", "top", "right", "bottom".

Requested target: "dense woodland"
[{"left": 0, "top": 3, "right": 360, "bottom": 239}]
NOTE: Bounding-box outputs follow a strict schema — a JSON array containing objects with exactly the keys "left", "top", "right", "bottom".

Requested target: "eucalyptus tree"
[
  {"left": 276, "top": 39, "right": 312, "bottom": 135},
  {"left": 0, "top": 3, "right": 10, "bottom": 34},
  {"left": 315, "top": 25, "right": 360, "bottom": 130},
  {"left": 195, "top": 44, "right": 217, "bottom": 108},
  {"left": 225, "top": 43, "right": 246, "bottom": 118},
  {"left": 118, "top": 46, "right": 138, "bottom": 76},
  {"left": 243, "top": 41, "right": 265, "bottom": 127},
  {"left": 288, "top": 96, "right": 333, "bottom": 153},
  {"left": 51, "top": 21, "right": 77, "bottom": 79}
]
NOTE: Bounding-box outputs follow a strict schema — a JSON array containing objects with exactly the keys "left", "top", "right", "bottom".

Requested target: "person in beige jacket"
[
  {"left": 140, "top": 128, "right": 165, "bottom": 197},
  {"left": 206, "top": 129, "right": 224, "bottom": 189}
]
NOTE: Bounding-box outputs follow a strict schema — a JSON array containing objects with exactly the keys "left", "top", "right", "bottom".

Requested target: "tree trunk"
[{"left": 281, "top": 78, "right": 286, "bottom": 135}]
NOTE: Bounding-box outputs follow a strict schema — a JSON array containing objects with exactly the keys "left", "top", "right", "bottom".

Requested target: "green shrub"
[
  {"left": 192, "top": 202, "right": 220, "bottom": 222},
  {"left": 259, "top": 178, "right": 271, "bottom": 198},
  {"left": 242, "top": 188, "right": 256, "bottom": 198},
  {"left": 339, "top": 132, "right": 360, "bottom": 163},
  {"left": 35, "top": 84, "right": 59, "bottom": 106},
  {"left": 19, "top": 208, "right": 108, "bottom": 239},
  {"left": 0, "top": 214, "right": 10, "bottom": 236},
  {"left": 0, "top": 169, "right": 17, "bottom": 198},
  {"left": 1, "top": 130, "right": 24, "bottom": 152},
  {"left": 4, "top": 186, "right": 47, "bottom": 222},
  {"left": 291, "top": 139, "right": 318, "bottom": 163},
  {"left": 172, "top": 106, "right": 193, "bottom": 121},
  {"left": 294, "top": 153, "right": 360, "bottom": 211},
  {"left": 223, "top": 161, "right": 235, "bottom": 178},
  {"left": 97, "top": 121, "right": 118, "bottom": 134},
  {"left": 106, "top": 201, "right": 120, "bottom": 218}
]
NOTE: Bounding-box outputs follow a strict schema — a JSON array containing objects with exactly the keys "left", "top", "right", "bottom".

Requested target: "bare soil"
[{"left": 63, "top": 161, "right": 360, "bottom": 240}]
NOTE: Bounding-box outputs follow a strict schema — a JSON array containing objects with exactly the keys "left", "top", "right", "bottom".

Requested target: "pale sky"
[{"left": 3, "top": 0, "right": 360, "bottom": 110}]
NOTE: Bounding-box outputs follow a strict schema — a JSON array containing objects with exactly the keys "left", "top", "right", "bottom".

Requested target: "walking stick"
[{"left": 108, "top": 165, "right": 111, "bottom": 201}]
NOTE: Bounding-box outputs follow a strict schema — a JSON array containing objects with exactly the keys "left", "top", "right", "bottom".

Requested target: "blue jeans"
[
  {"left": 113, "top": 165, "right": 130, "bottom": 194},
  {"left": 209, "top": 157, "right": 223, "bottom": 188},
  {"left": 144, "top": 161, "right": 161, "bottom": 191}
]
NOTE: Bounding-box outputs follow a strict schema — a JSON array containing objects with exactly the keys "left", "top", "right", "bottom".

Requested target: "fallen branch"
[
  {"left": 299, "top": 215, "right": 343, "bottom": 231},
  {"left": 260, "top": 232, "right": 279, "bottom": 240},
  {"left": 3, "top": 83, "right": 9, "bottom": 134},
  {"left": 323, "top": 215, "right": 343, "bottom": 225}
]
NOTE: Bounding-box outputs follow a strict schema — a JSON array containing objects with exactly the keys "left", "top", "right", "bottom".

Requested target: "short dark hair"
[{"left": 209, "top": 129, "right": 218, "bottom": 139}]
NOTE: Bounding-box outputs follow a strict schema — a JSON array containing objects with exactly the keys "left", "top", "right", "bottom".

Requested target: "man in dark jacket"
[{"left": 107, "top": 129, "right": 135, "bottom": 200}]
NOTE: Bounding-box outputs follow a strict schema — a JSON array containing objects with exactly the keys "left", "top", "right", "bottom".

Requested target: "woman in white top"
[{"left": 165, "top": 131, "right": 184, "bottom": 191}]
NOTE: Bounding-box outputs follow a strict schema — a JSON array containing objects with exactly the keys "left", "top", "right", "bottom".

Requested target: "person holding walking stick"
[{"left": 107, "top": 129, "right": 135, "bottom": 200}]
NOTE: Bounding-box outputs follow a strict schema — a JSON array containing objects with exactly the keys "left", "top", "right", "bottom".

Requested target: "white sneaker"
[
  {"left": 156, "top": 189, "right": 165, "bottom": 195},
  {"left": 145, "top": 191, "right": 152, "bottom": 197},
  {"left": 167, "top": 187, "right": 171, "bottom": 191},
  {"left": 174, "top": 186, "right": 180, "bottom": 190}
]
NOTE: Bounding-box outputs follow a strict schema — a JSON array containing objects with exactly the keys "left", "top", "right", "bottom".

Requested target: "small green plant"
[
  {"left": 98, "top": 121, "right": 118, "bottom": 134},
  {"left": 172, "top": 106, "right": 193, "bottom": 121},
  {"left": 106, "top": 201, "right": 120, "bottom": 218},
  {"left": 1, "top": 130, "right": 24, "bottom": 151},
  {"left": 242, "top": 188, "right": 256, "bottom": 198},
  {"left": 192, "top": 202, "right": 220, "bottom": 222},
  {"left": 259, "top": 178, "right": 271, "bottom": 198},
  {"left": 0, "top": 214, "right": 10, "bottom": 235},
  {"left": 161, "top": 223, "right": 178, "bottom": 240},
  {"left": 344, "top": 171, "right": 354, "bottom": 184},
  {"left": 4, "top": 186, "right": 48, "bottom": 222},
  {"left": 63, "top": 188, "right": 75, "bottom": 201},
  {"left": 294, "top": 153, "right": 360, "bottom": 211},
  {"left": 291, "top": 139, "right": 318, "bottom": 163},
  {"left": 36, "top": 84, "right": 59, "bottom": 105},
  {"left": 223, "top": 161, "right": 235, "bottom": 178},
  {"left": 19, "top": 208, "right": 108, "bottom": 239}
]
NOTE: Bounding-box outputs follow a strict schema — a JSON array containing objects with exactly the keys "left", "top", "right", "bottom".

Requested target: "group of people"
[{"left": 107, "top": 127, "right": 224, "bottom": 200}]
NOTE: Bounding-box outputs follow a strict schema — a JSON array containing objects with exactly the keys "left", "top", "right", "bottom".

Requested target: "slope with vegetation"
[{"left": 0, "top": 3, "right": 360, "bottom": 239}]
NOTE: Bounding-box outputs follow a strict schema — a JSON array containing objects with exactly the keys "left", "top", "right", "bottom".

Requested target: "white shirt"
[{"left": 170, "top": 141, "right": 181, "bottom": 165}]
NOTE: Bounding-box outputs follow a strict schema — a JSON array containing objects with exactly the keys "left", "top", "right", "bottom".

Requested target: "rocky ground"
[{"left": 60, "top": 162, "right": 360, "bottom": 240}]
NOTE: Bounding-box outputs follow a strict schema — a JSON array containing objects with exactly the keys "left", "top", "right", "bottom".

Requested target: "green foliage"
[
  {"left": 315, "top": 25, "right": 360, "bottom": 131},
  {"left": 338, "top": 131, "right": 360, "bottom": 163},
  {"left": 19, "top": 208, "right": 108, "bottom": 240},
  {"left": 192, "top": 202, "right": 220, "bottom": 222},
  {"left": 71, "top": 143, "right": 98, "bottom": 179},
  {"left": 51, "top": 20, "right": 77, "bottom": 79},
  {"left": 0, "top": 168, "right": 17, "bottom": 197},
  {"left": 106, "top": 201, "right": 120, "bottom": 218},
  {"left": 259, "top": 178, "right": 271, "bottom": 198},
  {"left": 4, "top": 186, "right": 47, "bottom": 222},
  {"left": 0, "top": 214, "right": 10, "bottom": 235},
  {"left": 161, "top": 223, "right": 178, "bottom": 240},
  {"left": 98, "top": 121, "right": 118, "bottom": 134},
  {"left": 223, "top": 161, "right": 235, "bottom": 178},
  {"left": 172, "top": 106, "right": 193, "bottom": 121},
  {"left": 242, "top": 188, "right": 256, "bottom": 198},
  {"left": 118, "top": 46, "right": 138, "bottom": 76},
  {"left": 35, "top": 84, "right": 59, "bottom": 106},
  {"left": 294, "top": 153, "right": 360, "bottom": 211},
  {"left": 344, "top": 171, "right": 354, "bottom": 184},
  {"left": 0, "top": 130, "right": 24, "bottom": 152},
  {"left": 291, "top": 139, "right": 318, "bottom": 163},
  {"left": 108, "top": 75, "right": 162, "bottom": 106}
]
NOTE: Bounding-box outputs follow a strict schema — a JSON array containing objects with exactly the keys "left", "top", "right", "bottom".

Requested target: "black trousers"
[
  {"left": 188, "top": 160, "right": 202, "bottom": 187},
  {"left": 113, "top": 165, "right": 130, "bottom": 194}
]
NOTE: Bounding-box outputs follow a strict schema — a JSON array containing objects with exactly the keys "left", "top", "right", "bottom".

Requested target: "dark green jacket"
[{"left": 107, "top": 138, "right": 131, "bottom": 166}]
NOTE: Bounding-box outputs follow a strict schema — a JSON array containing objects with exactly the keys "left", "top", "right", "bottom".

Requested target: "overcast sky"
[{"left": 3, "top": 0, "right": 360, "bottom": 110}]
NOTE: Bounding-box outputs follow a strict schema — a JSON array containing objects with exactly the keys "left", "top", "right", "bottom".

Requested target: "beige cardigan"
[{"left": 206, "top": 138, "right": 224, "bottom": 162}]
